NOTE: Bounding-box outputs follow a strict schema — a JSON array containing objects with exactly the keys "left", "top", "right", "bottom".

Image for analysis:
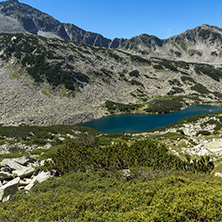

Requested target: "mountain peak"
[
  {"left": 8, "top": 0, "right": 19, "bottom": 3},
  {"left": 199, "top": 24, "right": 210, "bottom": 28}
]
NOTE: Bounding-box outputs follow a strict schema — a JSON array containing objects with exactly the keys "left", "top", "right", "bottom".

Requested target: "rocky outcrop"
[
  {"left": 0, "top": 177, "right": 20, "bottom": 202},
  {"left": 184, "top": 139, "right": 222, "bottom": 157},
  {"left": 25, "top": 171, "right": 51, "bottom": 191},
  {"left": 0, "top": 156, "right": 52, "bottom": 202}
]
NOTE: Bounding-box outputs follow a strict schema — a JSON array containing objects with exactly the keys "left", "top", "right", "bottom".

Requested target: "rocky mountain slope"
[
  {"left": 119, "top": 24, "right": 222, "bottom": 64},
  {"left": 0, "top": 0, "right": 110, "bottom": 46},
  {"left": 1, "top": 33, "right": 222, "bottom": 126},
  {"left": 1, "top": 1, "right": 222, "bottom": 64},
  {"left": 1, "top": 0, "right": 222, "bottom": 126}
]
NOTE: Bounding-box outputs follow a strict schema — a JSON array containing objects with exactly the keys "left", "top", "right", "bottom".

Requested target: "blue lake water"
[{"left": 80, "top": 105, "right": 222, "bottom": 134}]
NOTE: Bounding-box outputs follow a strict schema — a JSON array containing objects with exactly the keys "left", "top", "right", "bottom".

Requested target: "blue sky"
[{"left": 8, "top": 0, "right": 222, "bottom": 39}]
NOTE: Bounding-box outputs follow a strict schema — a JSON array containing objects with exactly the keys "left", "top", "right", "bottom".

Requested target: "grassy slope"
[
  {"left": 0, "top": 117, "right": 222, "bottom": 221},
  {"left": 0, "top": 171, "right": 222, "bottom": 221}
]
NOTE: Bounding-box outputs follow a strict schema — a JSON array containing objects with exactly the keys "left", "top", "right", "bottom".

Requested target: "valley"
[{"left": 1, "top": 0, "right": 222, "bottom": 221}]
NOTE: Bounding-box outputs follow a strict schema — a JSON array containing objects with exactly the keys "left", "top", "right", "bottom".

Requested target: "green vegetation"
[
  {"left": 181, "top": 75, "right": 196, "bottom": 84},
  {"left": 174, "top": 60, "right": 190, "bottom": 70},
  {"left": 1, "top": 33, "right": 90, "bottom": 91},
  {"left": 100, "top": 68, "right": 113, "bottom": 78},
  {"left": 168, "top": 79, "right": 182, "bottom": 86},
  {"left": 44, "top": 140, "right": 214, "bottom": 175},
  {"left": 0, "top": 125, "right": 100, "bottom": 152},
  {"left": 0, "top": 171, "right": 221, "bottom": 221},
  {"left": 128, "top": 70, "right": 140, "bottom": 77},
  {"left": 180, "top": 42, "right": 187, "bottom": 52},
  {"left": 130, "top": 55, "right": 151, "bottom": 65},
  {"left": 199, "top": 29, "right": 221, "bottom": 42},
  {"left": 194, "top": 63, "right": 222, "bottom": 81},
  {"left": 153, "top": 59, "right": 178, "bottom": 72},
  {"left": 0, "top": 138, "right": 217, "bottom": 221},
  {"left": 196, "top": 130, "right": 211, "bottom": 136},
  {"left": 153, "top": 64, "right": 163, "bottom": 70},
  {"left": 145, "top": 96, "right": 187, "bottom": 113},
  {"left": 167, "top": 87, "right": 185, "bottom": 95},
  {"left": 130, "top": 79, "right": 144, "bottom": 87},
  {"left": 105, "top": 101, "right": 141, "bottom": 113},
  {"left": 188, "top": 49, "right": 202, "bottom": 57},
  {"left": 191, "top": 83, "right": 210, "bottom": 94}
]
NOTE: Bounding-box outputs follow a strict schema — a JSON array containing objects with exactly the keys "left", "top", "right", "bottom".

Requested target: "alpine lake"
[{"left": 81, "top": 105, "right": 222, "bottom": 134}]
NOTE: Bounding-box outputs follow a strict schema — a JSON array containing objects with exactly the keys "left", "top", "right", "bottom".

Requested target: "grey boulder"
[
  {"left": 25, "top": 171, "right": 51, "bottom": 191},
  {"left": 0, "top": 177, "right": 20, "bottom": 202},
  {"left": 0, "top": 171, "right": 13, "bottom": 180},
  {"left": 13, "top": 166, "right": 35, "bottom": 178}
]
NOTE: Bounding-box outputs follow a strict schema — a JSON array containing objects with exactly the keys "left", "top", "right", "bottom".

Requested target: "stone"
[
  {"left": 18, "top": 186, "right": 25, "bottom": 190},
  {"left": 35, "top": 171, "right": 51, "bottom": 183},
  {"left": 0, "top": 177, "right": 20, "bottom": 202},
  {"left": 44, "top": 143, "right": 52, "bottom": 149},
  {"left": 2, "top": 194, "right": 12, "bottom": 203},
  {"left": 25, "top": 171, "right": 51, "bottom": 191},
  {"left": 19, "top": 179, "right": 30, "bottom": 186},
  {"left": 13, "top": 156, "right": 36, "bottom": 166},
  {"left": 0, "top": 166, "right": 12, "bottom": 173},
  {"left": 122, "top": 169, "right": 132, "bottom": 181},
  {"left": 215, "top": 172, "right": 222, "bottom": 177},
  {"left": 29, "top": 132, "right": 35, "bottom": 136},
  {"left": 31, "top": 159, "right": 41, "bottom": 168},
  {"left": 0, "top": 159, "right": 23, "bottom": 170},
  {"left": 12, "top": 166, "right": 35, "bottom": 178},
  {"left": 24, "top": 179, "right": 38, "bottom": 191},
  {"left": 0, "top": 171, "right": 13, "bottom": 180}
]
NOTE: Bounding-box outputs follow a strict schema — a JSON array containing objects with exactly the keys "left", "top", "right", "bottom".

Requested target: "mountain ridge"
[
  {"left": 1, "top": 0, "right": 222, "bottom": 62},
  {"left": 1, "top": 0, "right": 222, "bottom": 126}
]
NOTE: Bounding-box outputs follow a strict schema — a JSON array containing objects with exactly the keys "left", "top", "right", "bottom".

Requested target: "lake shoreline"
[
  {"left": 81, "top": 104, "right": 222, "bottom": 134},
  {"left": 80, "top": 101, "right": 221, "bottom": 125}
]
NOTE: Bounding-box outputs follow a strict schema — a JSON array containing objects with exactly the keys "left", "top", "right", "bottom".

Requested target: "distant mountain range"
[
  {"left": 1, "top": 0, "right": 222, "bottom": 126},
  {"left": 1, "top": 0, "right": 222, "bottom": 64}
]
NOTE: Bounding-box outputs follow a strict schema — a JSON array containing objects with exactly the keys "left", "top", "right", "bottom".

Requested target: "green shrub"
[
  {"left": 105, "top": 101, "right": 140, "bottom": 113},
  {"left": 167, "top": 87, "right": 185, "bottom": 95},
  {"left": 168, "top": 79, "right": 182, "bottom": 86},
  {"left": 145, "top": 96, "right": 186, "bottom": 113},
  {"left": 194, "top": 64, "right": 222, "bottom": 81},
  {"left": 0, "top": 172, "right": 221, "bottom": 221},
  {"left": 44, "top": 139, "right": 214, "bottom": 175},
  {"left": 129, "top": 70, "right": 140, "bottom": 77},
  {"left": 130, "top": 55, "right": 151, "bottom": 65},
  {"left": 196, "top": 130, "right": 211, "bottom": 136},
  {"left": 181, "top": 75, "right": 196, "bottom": 84},
  {"left": 191, "top": 83, "right": 210, "bottom": 94},
  {"left": 130, "top": 79, "right": 144, "bottom": 87}
]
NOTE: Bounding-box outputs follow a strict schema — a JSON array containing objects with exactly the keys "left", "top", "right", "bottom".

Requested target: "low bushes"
[
  {"left": 145, "top": 96, "right": 186, "bottom": 113},
  {"left": 105, "top": 101, "right": 141, "bottom": 113},
  {"left": 44, "top": 139, "right": 214, "bottom": 175}
]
